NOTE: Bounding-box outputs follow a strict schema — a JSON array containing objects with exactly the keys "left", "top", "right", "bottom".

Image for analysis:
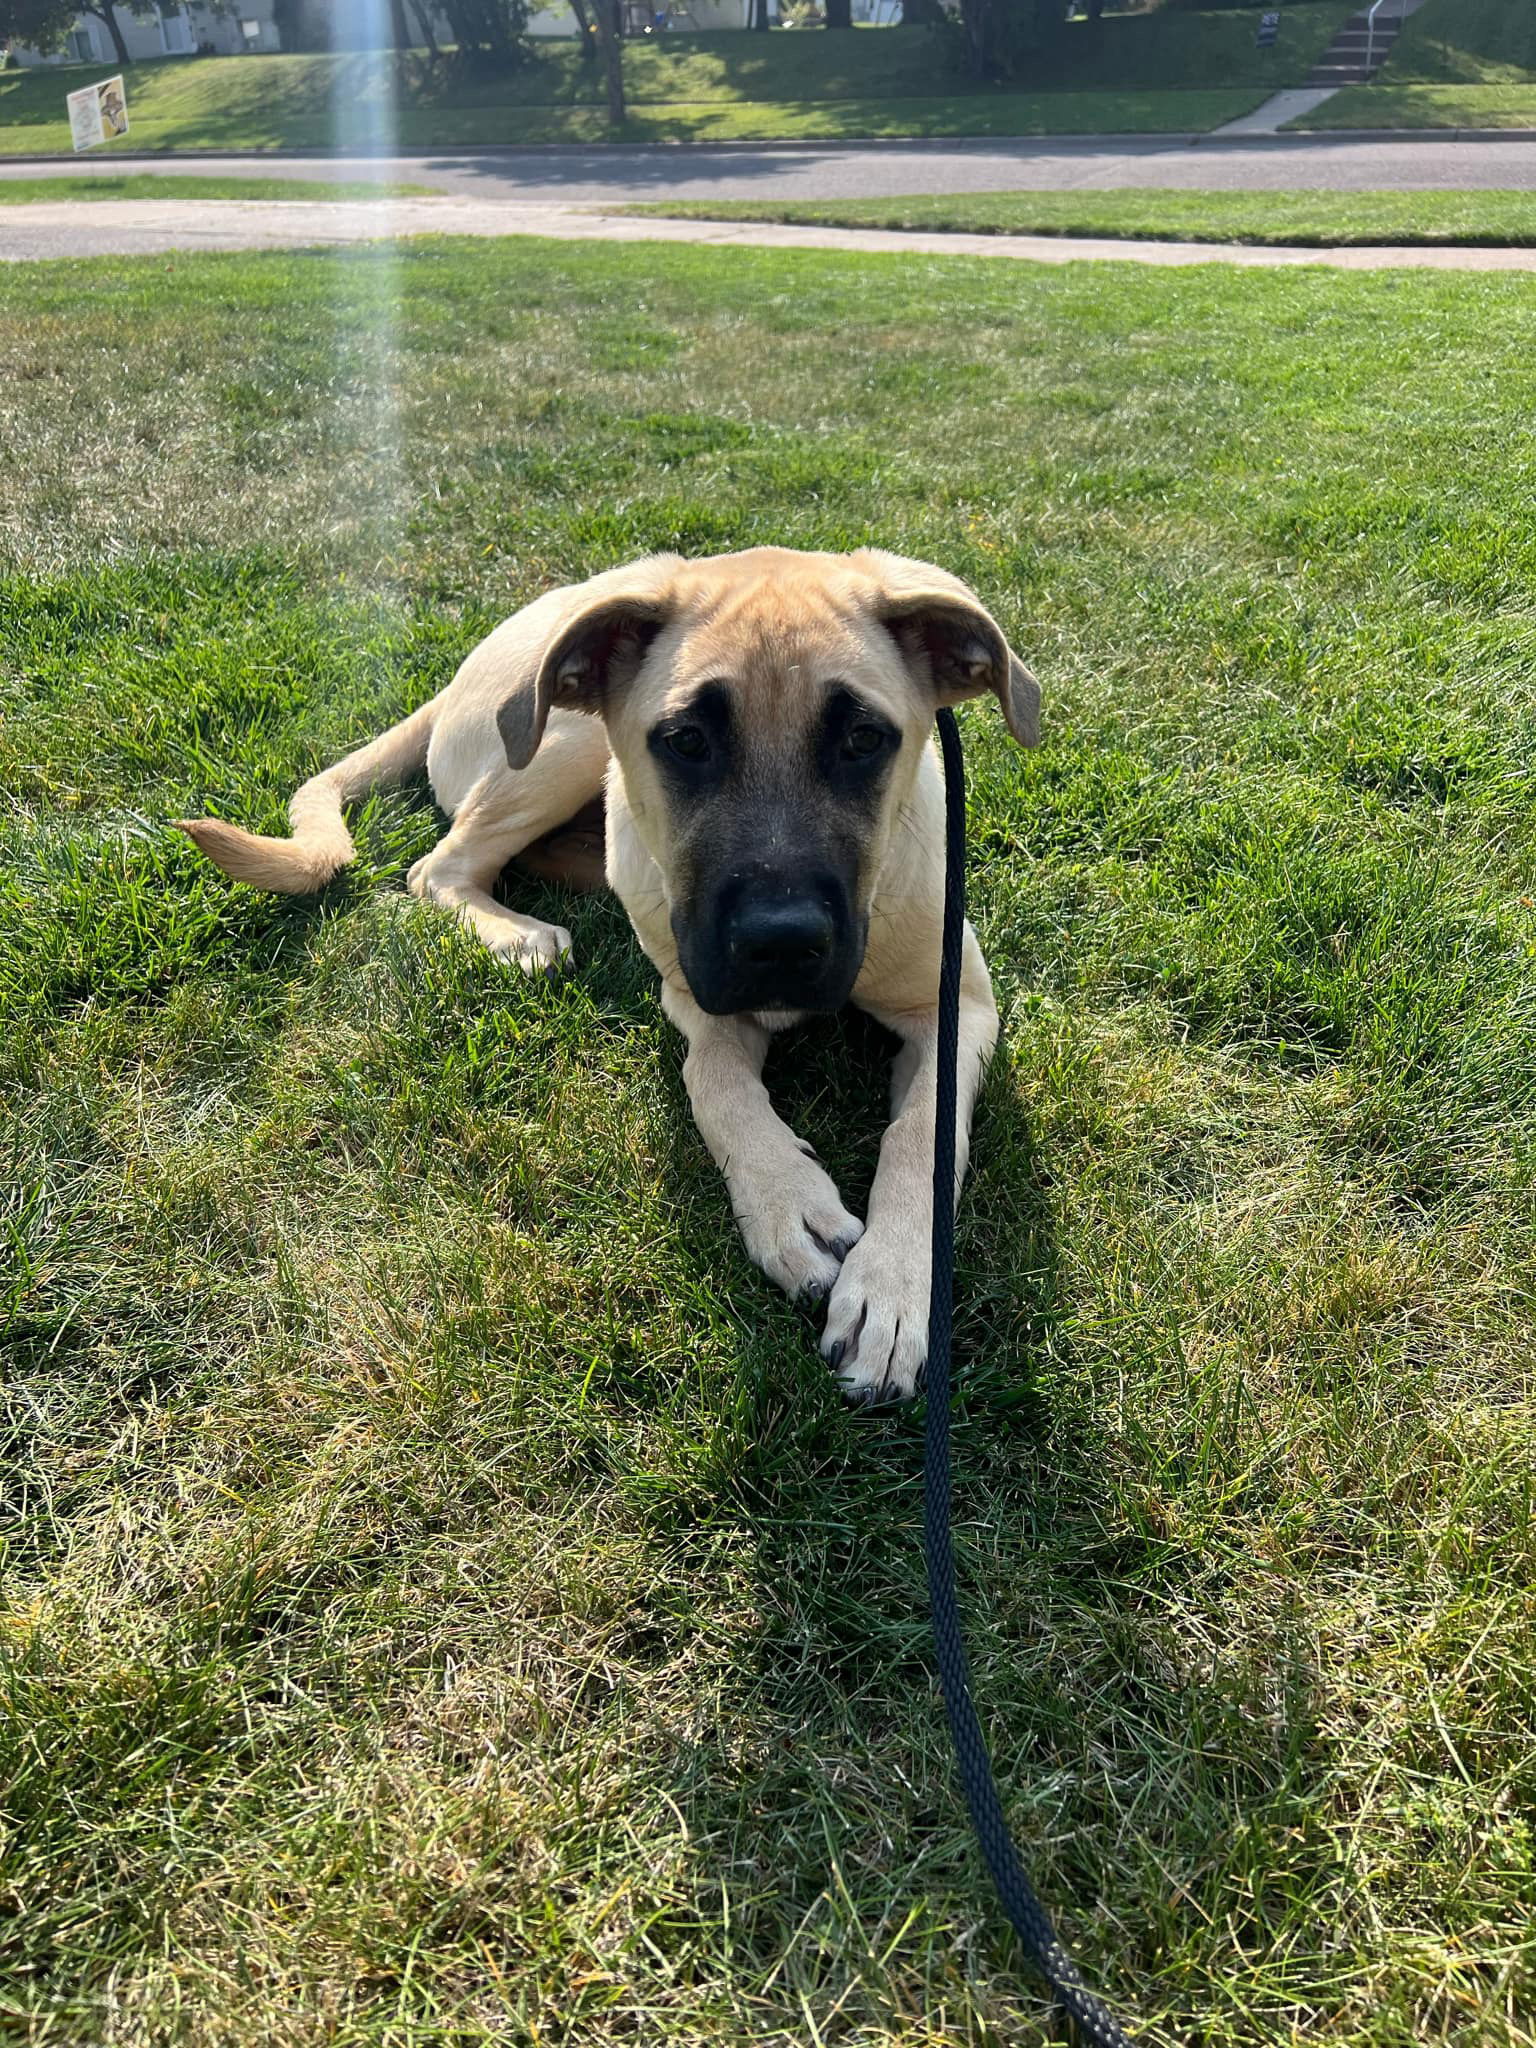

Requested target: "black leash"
[{"left": 925, "top": 708, "right": 1134, "bottom": 2047}]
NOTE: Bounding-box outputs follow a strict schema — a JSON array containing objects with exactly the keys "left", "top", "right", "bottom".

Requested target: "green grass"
[
  {"left": 540, "top": 87, "right": 1264, "bottom": 140},
  {"left": 5, "top": 234, "right": 1536, "bottom": 2045},
  {"left": 0, "top": 173, "right": 435, "bottom": 201},
  {"left": 1293, "top": 82, "right": 1536, "bottom": 128},
  {"left": 0, "top": 9, "right": 1351, "bottom": 152},
  {"left": 1293, "top": 0, "right": 1536, "bottom": 127},
  {"left": 620, "top": 186, "right": 1536, "bottom": 246}
]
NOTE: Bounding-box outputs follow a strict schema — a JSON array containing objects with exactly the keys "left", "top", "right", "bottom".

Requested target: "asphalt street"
[{"left": 2, "top": 133, "right": 1535, "bottom": 207}]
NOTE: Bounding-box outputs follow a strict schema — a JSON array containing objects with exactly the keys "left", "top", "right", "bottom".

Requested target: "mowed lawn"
[
  {"left": 3, "top": 237, "right": 1536, "bottom": 2046},
  {"left": 622, "top": 187, "right": 1536, "bottom": 246},
  {"left": 0, "top": 174, "right": 433, "bottom": 202}
]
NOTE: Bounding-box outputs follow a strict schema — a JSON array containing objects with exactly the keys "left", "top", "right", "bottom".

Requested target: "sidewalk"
[
  {"left": 1211, "top": 88, "right": 1341, "bottom": 138},
  {"left": 5, "top": 194, "right": 1536, "bottom": 268}
]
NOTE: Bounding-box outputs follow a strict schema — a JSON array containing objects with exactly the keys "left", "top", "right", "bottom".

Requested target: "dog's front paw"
[
  {"left": 486, "top": 919, "right": 573, "bottom": 977},
  {"left": 729, "top": 1149, "right": 863, "bottom": 1303},
  {"left": 820, "top": 1229, "right": 930, "bottom": 1405}
]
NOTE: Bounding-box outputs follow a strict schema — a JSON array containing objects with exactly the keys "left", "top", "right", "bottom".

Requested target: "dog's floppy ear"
[
  {"left": 497, "top": 555, "right": 683, "bottom": 772},
  {"left": 854, "top": 548, "right": 1040, "bottom": 749}
]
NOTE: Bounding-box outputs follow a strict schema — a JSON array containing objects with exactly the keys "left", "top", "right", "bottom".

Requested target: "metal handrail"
[{"left": 1365, "top": 0, "right": 1390, "bottom": 77}]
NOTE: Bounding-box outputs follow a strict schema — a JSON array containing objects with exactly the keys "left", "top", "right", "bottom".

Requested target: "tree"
[
  {"left": 0, "top": 0, "right": 136, "bottom": 65},
  {"left": 76, "top": 0, "right": 131, "bottom": 64},
  {"left": 0, "top": 0, "right": 78, "bottom": 58},
  {"left": 588, "top": 0, "right": 625, "bottom": 124},
  {"left": 405, "top": 0, "right": 441, "bottom": 57},
  {"left": 566, "top": 0, "right": 598, "bottom": 63},
  {"left": 823, "top": 0, "right": 849, "bottom": 27},
  {"left": 0, "top": 0, "right": 235, "bottom": 66},
  {"left": 955, "top": 0, "right": 1066, "bottom": 79},
  {"left": 438, "top": 0, "right": 530, "bottom": 66}
]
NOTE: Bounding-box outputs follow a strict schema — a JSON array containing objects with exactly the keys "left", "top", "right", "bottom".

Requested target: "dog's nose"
[{"left": 728, "top": 897, "right": 835, "bottom": 973}]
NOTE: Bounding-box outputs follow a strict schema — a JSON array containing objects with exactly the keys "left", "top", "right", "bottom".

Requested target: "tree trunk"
[
  {"left": 272, "top": 0, "right": 304, "bottom": 52},
  {"left": 899, "top": 0, "right": 943, "bottom": 21},
  {"left": 958, "top": 0, "right": 989, "bottom": 75},
  {"left": 592, "top": 0, "right": 625, "bottom": 125},
  {"left": 408, "top": 0, "right": 442, "bottom": 57},
  {"left": 389, "top": 0, "right": 411, "bottom": 44},
  {"left": 568, "top": 0, "right": 598, "bottom": 61},
  {"left": 751, "top": 0, "right": 769, "bottom": 30},
  {"left": 86, "top": 3, "right": 131, "bottom": 64},
  {"left": 440, "top": 1, "right": 480, "bottom": 57},
  {"left": 824, "top": 0, "right": 850, "bottom": 27}
]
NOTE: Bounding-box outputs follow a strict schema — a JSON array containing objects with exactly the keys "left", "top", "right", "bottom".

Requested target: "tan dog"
[{"left": 179, "top": 548, "right": 1038, "bottom": 1402}]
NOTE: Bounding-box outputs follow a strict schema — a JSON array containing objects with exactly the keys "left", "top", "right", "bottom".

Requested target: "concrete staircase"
[{"left": 1305, "top": 7, "right": 1409, "bottom": 88}]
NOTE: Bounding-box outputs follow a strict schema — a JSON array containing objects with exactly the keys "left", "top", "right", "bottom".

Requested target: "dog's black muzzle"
[{"left": 675, "top": 867, "right": 866, "bottom": 1017}]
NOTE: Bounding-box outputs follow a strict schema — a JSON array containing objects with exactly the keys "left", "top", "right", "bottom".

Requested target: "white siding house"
[
  {"left": 7, "top": 4, "right": 284, "bottom": 67},
  {"left": 302, "top": 0, "right": 761, "bottom": 43},
  {"left": 3, "top": 0, "right": 827, "bottom": 63}
]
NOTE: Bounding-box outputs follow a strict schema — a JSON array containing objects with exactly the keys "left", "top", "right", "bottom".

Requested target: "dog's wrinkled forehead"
[{"left": 647, "top": 565, "right": 907, "bottom": 721}]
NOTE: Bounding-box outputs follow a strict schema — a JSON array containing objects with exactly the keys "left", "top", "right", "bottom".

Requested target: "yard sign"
[
  {"left": 1255, "top": 10, "right": 1280, "bottom": 46},
  {"left": 66, "top": 75, "right": 129, "bottom": 152}
]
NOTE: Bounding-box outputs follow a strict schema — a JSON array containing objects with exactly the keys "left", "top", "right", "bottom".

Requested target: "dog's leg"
[
  {"left": 661, "top": 983, "right": 864, "bottom": 1303},
  {"left": 409, "top": 753, "right": 599, "bottom": 973},
  {"left": 821, "top": 927, "right": 1000, "bottom": 1404}
]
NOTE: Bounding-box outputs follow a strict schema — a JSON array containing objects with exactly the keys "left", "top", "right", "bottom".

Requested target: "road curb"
[
  {"left": 6, "top": 136, "right": 1206, "bottom": 161},
  {"left": 1268, "top": 125, "right": 1536, "bottom": 142}
]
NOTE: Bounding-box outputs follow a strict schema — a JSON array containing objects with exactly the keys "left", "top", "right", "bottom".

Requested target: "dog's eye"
[
  {"left": 842, "top": 723, "right": 890, "bottom": 761},
  {"left": 664, "top": 725, "right": 710, "bottom": 763}
]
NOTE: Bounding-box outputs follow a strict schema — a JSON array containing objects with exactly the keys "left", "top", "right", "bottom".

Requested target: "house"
[
  {"left": 302, "top": 0, "right": 758, "bottom": 42},
  {"left": 4, "top": 0, "right": 802, "bottom": 66},
  {"left": 7, "top": 3, "right": 284, "bottom": 67}
]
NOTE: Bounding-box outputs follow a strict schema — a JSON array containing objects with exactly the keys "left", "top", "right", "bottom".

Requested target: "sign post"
[{"left": 66, "top": 75, "right": 129, "bottom": 153}]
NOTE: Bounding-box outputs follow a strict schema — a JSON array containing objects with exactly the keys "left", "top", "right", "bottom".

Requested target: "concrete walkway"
[
  {"left": 1213, "top": 0, "right": 1436, "bottom": 136},
  {"left": 1211, "top": 87, "right": 1341, "bottom": 139},
  {"left": 2, "top": 194, "right": 1533, "bottom": 270}
]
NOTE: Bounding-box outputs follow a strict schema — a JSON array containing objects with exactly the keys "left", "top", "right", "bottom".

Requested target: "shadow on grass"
[
  {"left": 559, "top": 987, "right": 1336, "bottom": 2019},
  {"left": 118, "top": 793, "right": 1332, "bottom": 2018}
]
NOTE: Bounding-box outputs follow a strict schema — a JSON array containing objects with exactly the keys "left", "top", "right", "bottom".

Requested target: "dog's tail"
[{"left": 176, "top": 698, "right": 436, "bottom": 895}]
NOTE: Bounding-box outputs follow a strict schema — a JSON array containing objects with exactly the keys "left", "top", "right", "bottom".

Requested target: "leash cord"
[{"left": 925, "top": 708, "right": 1134, "bottom": 2048}]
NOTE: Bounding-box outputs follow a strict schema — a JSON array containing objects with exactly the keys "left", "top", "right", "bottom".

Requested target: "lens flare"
[{"left": 329, "top": 0, "right": 404, "bottom": 584}]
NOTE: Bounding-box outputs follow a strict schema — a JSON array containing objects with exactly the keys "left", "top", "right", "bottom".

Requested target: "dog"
[{"left": 178, "top": 548, "right": 1039, "bottom": 1402}]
